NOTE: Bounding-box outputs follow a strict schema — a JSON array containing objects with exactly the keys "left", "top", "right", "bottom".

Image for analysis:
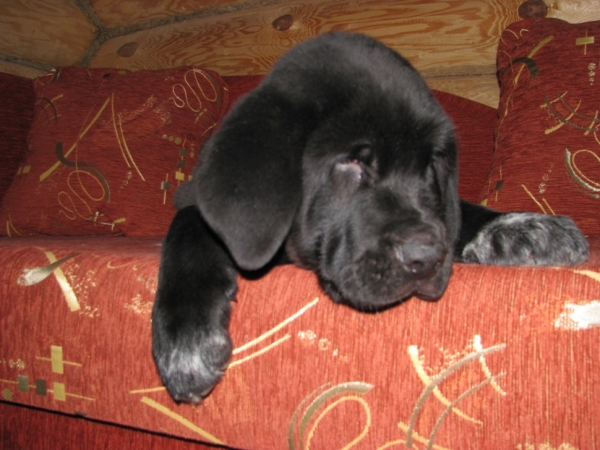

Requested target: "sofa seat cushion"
[{"left": 1, "top": 235, "right": 599, "bottom": 448}]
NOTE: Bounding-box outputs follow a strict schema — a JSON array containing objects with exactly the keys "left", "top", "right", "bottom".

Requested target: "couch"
[{"left": 1, "top": 17, "right": 599, "bottom": 450}]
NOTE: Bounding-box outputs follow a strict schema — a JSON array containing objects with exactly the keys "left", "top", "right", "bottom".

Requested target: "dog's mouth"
[
  {"left": 319, "top": 250, "right": 451, "bottom": 312},
  {"left": 322, "top": 280, "right": 445, "bottom": 312}
]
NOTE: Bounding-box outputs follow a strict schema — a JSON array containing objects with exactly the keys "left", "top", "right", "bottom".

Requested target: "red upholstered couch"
[{"left": 2, "top": 18, "right": 600, "bottom": 449}]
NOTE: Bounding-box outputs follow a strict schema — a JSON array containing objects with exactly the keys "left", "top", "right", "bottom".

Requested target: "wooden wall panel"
[
  {"left": 0, "top": 60, "right": 46, "bottom": 79},
  {"left": 548, "top": 0, "right": 600, "bottom": 23},
  {"left": 88, "top": 0, "right": 522, "bottom": 78},
  {"left": 1, "top": 0, "right": 600, "bottom": 105},
  {"left": 426, "top": 75, "right": 499, "bottom": 108},
  {"left": 0, "top": 0, "right": 95, "bottom": 67},
  {"left": 90, "top": 0, "right": 260, "bottom": 28}
]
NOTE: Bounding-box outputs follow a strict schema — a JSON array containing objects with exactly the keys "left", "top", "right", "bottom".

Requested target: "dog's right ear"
[{"left": 188, "top": 88, "right": 315, "bottom": 271}]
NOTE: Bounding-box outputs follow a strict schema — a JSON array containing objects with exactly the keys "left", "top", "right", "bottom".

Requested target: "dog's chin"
[{"left": 321, "top": 276, "right": 449, "bottom": 313}]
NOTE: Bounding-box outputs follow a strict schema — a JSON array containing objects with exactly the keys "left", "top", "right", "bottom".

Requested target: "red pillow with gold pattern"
[
  {"left": 479, "top": 18, "right": 600, "bottom": 236},
  {"left": 0, "top": 66, "right": 228, "bottom": 237}
]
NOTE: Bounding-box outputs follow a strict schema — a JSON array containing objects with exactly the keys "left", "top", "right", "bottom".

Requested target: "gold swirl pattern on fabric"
[
  {"left": 384, "top": 423, "right": 449, "bottom": 450},
  {"left": 40, "top": 96, "right": 111, "bottom": 182},
  {"left": 171, "top": 68, "right": 220, "bottom": 111},
  {"left": 473, "top": 335, "right": 506, "bottom": 396},
  {"left": 574, "top": 269, "right": 600, "bottom": 283},
  {"left": 520, "top": 184, "right": 556, "bottom": 215},
  {"left": 53, "top": 140, "right": 113, "bottom": 224},
  {"left": 288, "top": 381, "right": 374, "bottom": 450},
  {"left": 512, "top": 35, "right": 554, "bottom": 86},
  {"left": 129, "top": 298, "right": 321, "bottom": 396},
  {"left": 407, "top": 346, "right": 482, "bottom": 426},
  {"left": 36, "top": 94, "right": 63, "bottom": 124},
  {"left": 18, "top": 251, "right": 81, "bottom": 312},
  {"left": 228, "top": 334, "right": 291, "bottom": 368},
  {"left": 111, "top": 92, "right": 145, "bottom": 181},
  {"left": 140, "top": 396, "right": 225, "bottom": 445},
  {"left": 36, "top": 91, "right": 155, "bottom": 229},
  {"left": 542, "top": 93, "right": 584, "bottom": 135},
  {"left": 170, "top": 68, "right": 221, "bottom": 133},
  {"left": 565, "top": 149, "right": 600, "bottom": 197},
  {"left": 403, "top": 337, "right": 507, "bottom": 449},
  {"left": 232, "top": 297, "right": 320, "bottom": 356},
  {"left": 229, "top": 297, "right": 320, "bottom": 368}
]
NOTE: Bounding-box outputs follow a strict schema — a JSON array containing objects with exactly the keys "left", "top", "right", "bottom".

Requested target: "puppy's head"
[
  {"left": 191, "top": 32, "right": 459, "bottom": 311},
  {"left": 286, "top": 94, "right": 459, "bottom": 311}
]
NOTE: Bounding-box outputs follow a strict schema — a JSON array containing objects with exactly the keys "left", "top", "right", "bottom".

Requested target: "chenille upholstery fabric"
[
  {"left": 1, "top": 68, "right": 599, "bottom": 449},
  {"left": 0, "top": 73, "right": 34, "bottom": 200},
  {"left": 0, "top": 236, "right": 599, "bottom": 449},
  {"left": 433, "top": 91, "right": 497, "bottom": 202},
  {"left": 480, "top": 18, "right": 600, "bottom": 236},
  {"left": 0, "top": 402, "right": 214, "bottom": 450},
  {"left": 0, "top": 66, "right": 228, "bottom": 237}
]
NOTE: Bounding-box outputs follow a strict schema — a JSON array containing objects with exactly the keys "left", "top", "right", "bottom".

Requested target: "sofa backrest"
[{"left": 0, "top": 69, "right": 497, "bottom": 238}]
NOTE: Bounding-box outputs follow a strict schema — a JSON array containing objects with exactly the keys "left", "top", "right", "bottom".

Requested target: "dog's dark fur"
[{"left": 152, "top": 32, "right": 589, "bottom": 403}]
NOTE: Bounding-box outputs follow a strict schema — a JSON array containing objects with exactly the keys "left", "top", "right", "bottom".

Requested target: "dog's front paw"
[
  {"left": 152, "top": 323, "right": 232, "bottom": 404},
  {"left": 461, "top": 213, "right": 589, "bottom": 266}
]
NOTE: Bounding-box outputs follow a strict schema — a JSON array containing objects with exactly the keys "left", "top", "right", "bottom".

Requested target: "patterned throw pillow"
[
  {"left": 0, "top": 66, "right": 228, "bottom": 237},
  {"left": 479, "top": 18, "right": 600, "bottom": 236}
]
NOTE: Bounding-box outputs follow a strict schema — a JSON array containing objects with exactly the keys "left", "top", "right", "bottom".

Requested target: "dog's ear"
[
  {"left": 192, "top": 89, "right": 313, "bottom": 271},
  {"left": 439, "top": 134, "right": 460, "bottom": 244}
]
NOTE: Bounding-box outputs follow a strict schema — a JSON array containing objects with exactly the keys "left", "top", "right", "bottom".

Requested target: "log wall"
[{"left": 1, "top": 0, "right": 599, "bottom": 107}]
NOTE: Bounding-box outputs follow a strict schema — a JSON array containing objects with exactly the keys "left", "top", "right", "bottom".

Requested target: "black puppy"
[{"left": 152, "top": 32, "right": 589, "bottom": 403}]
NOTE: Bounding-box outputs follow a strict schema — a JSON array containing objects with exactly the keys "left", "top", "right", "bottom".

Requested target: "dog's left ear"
[{"left": 190, "top": 88, "right": 314, "bottom": 271}]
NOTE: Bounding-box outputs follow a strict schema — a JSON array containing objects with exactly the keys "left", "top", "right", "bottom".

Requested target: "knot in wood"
[
  {"left": 518, "top": 0, "right": 548, "bottom": 19},
  {"left": 117, "top": 42, "right": 139, "bottom": 58},
  {"left": 272, "top": 14, "right": 294, "bottom": 31}
]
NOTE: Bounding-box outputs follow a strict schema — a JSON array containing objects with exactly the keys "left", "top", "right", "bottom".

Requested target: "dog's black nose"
[{"left": 396, "top": 233, "right": 445, "bottom": 279}]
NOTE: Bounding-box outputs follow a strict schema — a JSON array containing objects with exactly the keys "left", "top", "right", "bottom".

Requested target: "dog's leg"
[
  {"left": 456, "top": 200, "right": 589, "bottom": 266},
  {"left": 152, "top": 206, "right": 237, "bottom": 403}
]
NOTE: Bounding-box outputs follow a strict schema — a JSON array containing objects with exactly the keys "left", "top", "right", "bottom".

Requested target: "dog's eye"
[
  {"left": 356, "top": 145, "right": 372, "bottom": 160},
  {"left": 332, "top": 159, "right": 363, "bottom": 193},
  {"left": 331, "top": 144, "right": 379, "bottom": 194},
  {"left": 335, "top": 159, "right": 363, "bottom": 180},
  {"left": 351, "top": 145, "right": 376, "bottom": 169}
]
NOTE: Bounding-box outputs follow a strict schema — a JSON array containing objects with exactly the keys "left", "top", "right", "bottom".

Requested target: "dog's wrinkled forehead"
[{"left": 304, "top": 95, "right": 455, "bottom": 180}]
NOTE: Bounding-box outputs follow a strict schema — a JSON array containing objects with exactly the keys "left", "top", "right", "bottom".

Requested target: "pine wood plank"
[
  {"left": 88, "top": 0, "right": 523, "bottom": 77},
  {"left": 0, "top": 0, "right": 95, "bottom": 67},
  {"left": 426, "top": 75, "right": 499, "bottom": 108},
  {"left": 548, "top": 0, "right": 600, "bottom": 23},
  {"left": 90, "top": 0, "right": 265, "bottom": 28},
  {"left": 2, "top": 0, "right": 600, "bottom": 98},
  {"left": 0, "top": 60, "right": 47, "bottom": 79}
]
